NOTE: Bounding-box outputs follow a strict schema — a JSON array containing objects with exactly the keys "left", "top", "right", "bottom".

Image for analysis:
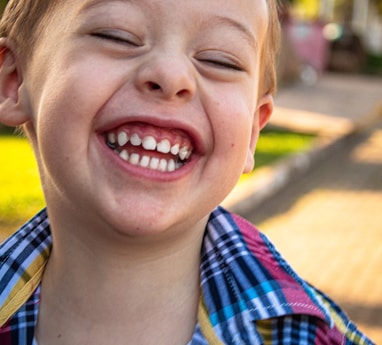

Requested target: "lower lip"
[{"left": 97, "top": 135, "right": 197, "bottom": 182}]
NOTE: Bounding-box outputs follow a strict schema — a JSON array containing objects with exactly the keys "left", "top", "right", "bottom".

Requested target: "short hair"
[
  {"left": 261, "top": 0, "right": 281, "bottom": 96},
  {"left": 0, "top": 0, "right": 61, "bottom": 58},
  {"left": 0, "top": 0, "right": 280, "bottom": 96}
]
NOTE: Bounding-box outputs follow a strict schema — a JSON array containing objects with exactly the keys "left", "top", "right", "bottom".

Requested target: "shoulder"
[
  {"left": 203, "top": 207, "right": 375, "bottom": 344},
  {"left": 206, "top": 207, "right": 315, "bottom": 296},
  {"left": 0, "top": 209, "right": 51, "bottom": 330},
  {"left": 0, "top": 286, "right": 41, "bottom": 344},
  {"left": 203, "top": 207, "right": 331, "bottom": 321},
  {"left": 0, "top": 208, "right": 51, "bottom": 262}
]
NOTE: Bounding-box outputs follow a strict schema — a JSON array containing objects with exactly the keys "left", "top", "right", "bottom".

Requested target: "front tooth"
[
  {"left": 142, "top": 136, "right": 157, "bottom": 151},
  {"left": 170, "top": 144, "right": 180, "bottom": 155},
  {"left": 129, "top": 153, "right": 140, "bottom": 165},
  {"left": 150, "top": 157, "right": 160, "bottom": 170},
  {"left": 118, "top": 131, "right": 129, "bottom": 146},
  {"left": 159, "top": 159, "right": 168, "bottom": 172},
  {"left": 167, "top": 159, "right": 175, "bottom": 172},
  {"left": 140, "top": 155, "right": 150, "bottom": 168},
  {"left": 119, "top": 150, "right": 129, "bottom": 161},
  {"left": 130, "top": 133, "right": 142, "bottom": 146},
  {"left": 157, "top": 139, "right": 171, "bottom": 154},
  {"left": 178, "top": 147, "right": 189, "bottom": 160}
]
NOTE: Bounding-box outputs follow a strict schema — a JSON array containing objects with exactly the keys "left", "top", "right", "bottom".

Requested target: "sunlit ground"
[{"left": 351, "top": 129, "right": 382, "bottom": 164}]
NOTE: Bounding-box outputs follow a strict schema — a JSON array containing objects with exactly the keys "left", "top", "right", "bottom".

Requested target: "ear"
[
  {"left": 0, "top": 38, "right": 30, "bottom": 127},
  {"left": 243, "top": 93, "right": 274, "bottom": 173}
]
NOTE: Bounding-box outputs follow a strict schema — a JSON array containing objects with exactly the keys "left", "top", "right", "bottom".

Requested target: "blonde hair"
[
  {"left": 0, "top": 0, "right": 60, "bottom": 58},
  {"left": 261, "top": 0, "right": 281, "bottom": 96},
  {"left": 0, "top": 0, "right": 280, "bottom": 95}
]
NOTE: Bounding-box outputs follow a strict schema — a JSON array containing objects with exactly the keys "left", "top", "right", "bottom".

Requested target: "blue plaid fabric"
[{"left": 0, "top": 207, "right": 375, "bottom": 344}]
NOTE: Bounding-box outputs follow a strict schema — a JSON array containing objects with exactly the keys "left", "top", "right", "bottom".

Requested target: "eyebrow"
[
  {"left": 211, "top": 16, "right": 258, "bottom": 51},
  {"left": 77, "top": 0, "right": 131, "bottom": 14}
]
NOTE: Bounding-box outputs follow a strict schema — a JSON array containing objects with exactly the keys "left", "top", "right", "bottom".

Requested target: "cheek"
[
  {"left": 35, "top": 61, "right": 120, "bottom": 134},
  {"left": 211, "top": 91, "right": 254, "bottom": 154},
  {"left": 208, "top": 108, "right": 253, "bottom": 187}
]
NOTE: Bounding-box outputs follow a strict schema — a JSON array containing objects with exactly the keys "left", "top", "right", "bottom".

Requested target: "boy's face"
[{"left": 6, "top": 0, "right": 272, "bottom": 237}]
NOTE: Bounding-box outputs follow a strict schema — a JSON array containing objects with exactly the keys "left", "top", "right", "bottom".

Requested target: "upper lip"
[{"left": 95, "top": 113, "right": 205, "bottom": 155}]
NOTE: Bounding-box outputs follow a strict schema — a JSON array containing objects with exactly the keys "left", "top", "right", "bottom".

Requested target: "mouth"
[{"left": 104, "top": 124, "right": 194, "bottom": 172}]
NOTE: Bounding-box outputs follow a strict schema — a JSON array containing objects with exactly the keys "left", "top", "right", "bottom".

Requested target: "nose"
[{"left": 134, "top": 53, "right": 196, "bottom": 101}]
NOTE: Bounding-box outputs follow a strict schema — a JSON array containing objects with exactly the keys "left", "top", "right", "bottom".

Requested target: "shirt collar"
[
  {"left": 0, "top": 206, "right": 332, "bottom": 343},
  {"left": 200, "top": 206, "right": 332, "bottom": 340}
]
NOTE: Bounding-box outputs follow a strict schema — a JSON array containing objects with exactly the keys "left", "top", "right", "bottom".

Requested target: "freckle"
[{"left": 231, "top": 143, "right": 235, "bottom": 148}]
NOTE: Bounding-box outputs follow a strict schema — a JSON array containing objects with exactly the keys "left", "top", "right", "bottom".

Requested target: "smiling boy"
[{"left": 0, "top": 0, "right": 374, "bottom": 344}]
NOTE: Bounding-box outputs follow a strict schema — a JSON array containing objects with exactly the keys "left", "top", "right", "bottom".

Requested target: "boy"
[{"left": 0, "top": 0, "right": 374, "bottom": 344}]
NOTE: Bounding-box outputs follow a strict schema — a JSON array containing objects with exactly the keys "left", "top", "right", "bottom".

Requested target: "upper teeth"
[
  {"left": 157, "top": 139, "right": 171, "bottom": 154},
  {"left": 130, "top": 133, "right": 142, "bottom": 146},
  {"left": 142, "top": 136, "right": 156, "bottom": 150},
  {"left": 117, "top": 132, "right": 128, "bottom": 146},
  {"left": 106, "top": 130, "right": 192, "bottom": 168}
]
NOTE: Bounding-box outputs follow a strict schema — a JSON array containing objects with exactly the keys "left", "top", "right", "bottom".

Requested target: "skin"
[{"left": 0, "top": 0, "right": 273, "bottom": 344}]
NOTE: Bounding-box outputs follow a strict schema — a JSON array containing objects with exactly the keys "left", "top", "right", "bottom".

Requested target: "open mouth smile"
[{"left": 104, "top": 126, "right": 193, "bottom": 172}]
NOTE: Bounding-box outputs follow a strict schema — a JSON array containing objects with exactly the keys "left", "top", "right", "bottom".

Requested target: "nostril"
[
  {"left": 148, "top": 82, "right": 161, "bottom": 91},
  {"left": 176, "top": 89, "right": 189, "bottom": 98}
]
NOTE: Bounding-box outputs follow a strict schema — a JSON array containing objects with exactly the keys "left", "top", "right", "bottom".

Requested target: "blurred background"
[
  {"left": 255, "top": 1, "right": 382, "bottom": 342},
  {"left": 278, "top": 0, "right": 382, "bottom": 85}
]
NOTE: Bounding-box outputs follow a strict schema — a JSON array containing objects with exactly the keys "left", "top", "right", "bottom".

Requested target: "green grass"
[
  {"left": 255, "top": 128, "right": 315, "bottom": 168},
  {"left": 363, "top": 53, "right": 382, "bottom": 75},
  {"left": 0, "top": 129, "right": 315, "bottom": 239},
  {"left": 0, "top": 135, "right": 45, "bottom": 239},
  {"left": 238, "top": 128, "right": 316, "bottom": 183}
]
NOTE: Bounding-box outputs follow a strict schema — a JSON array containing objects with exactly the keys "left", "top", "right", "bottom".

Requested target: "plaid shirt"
[{"left": 0, "top": 207, "right": 374, "bottom": 344}]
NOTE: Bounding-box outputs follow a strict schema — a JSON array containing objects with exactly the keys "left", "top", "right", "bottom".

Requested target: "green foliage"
[
  {"left": 0, "top": 0, "right": 7, "bottom": 13},
  {"left": 0, "top": 124, "right": 16, "bottom": 135},
  {"left": 364, "top": 53, "right": 382, "bottom": 74}
]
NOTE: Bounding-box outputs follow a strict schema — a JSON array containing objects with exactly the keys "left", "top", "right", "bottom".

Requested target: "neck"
[{"left": 36, "top": 214, "right": 207, "bottom": 345}]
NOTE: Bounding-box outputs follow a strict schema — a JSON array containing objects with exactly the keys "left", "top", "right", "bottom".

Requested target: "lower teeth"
[{"left": 106, "top": 139, "right": 185, "bottom": 172}]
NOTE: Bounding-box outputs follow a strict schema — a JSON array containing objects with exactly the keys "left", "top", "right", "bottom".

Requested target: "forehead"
[
  {"left": 75, "top": 0, "right": 268, "bottom": 16},
  {"left": 57, "top": 0, "right": 269, "bottom": 41}
]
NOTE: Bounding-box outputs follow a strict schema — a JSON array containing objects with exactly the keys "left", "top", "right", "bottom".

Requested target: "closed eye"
[
  {"left": 196, "top": 50, "right": 246, "bottom": 72},
  {"left": 91, "top": 31, "right": 142, "bottom": 47},
  {"left": 199, "top": 59, "right": 244, "bottom": 71}
]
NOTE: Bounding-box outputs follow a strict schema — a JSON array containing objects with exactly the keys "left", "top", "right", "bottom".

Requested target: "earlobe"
[
  {"left": 243, "top": 94, "right": 274, "bottom": 173},
  {"left": 0, "top": 39, "right": 30, "bottom": 127}
]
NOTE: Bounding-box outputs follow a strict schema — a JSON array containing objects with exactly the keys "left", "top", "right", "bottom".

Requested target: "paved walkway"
[{"left": 224, "top": 73, "right": 382, "bottom": 343}]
